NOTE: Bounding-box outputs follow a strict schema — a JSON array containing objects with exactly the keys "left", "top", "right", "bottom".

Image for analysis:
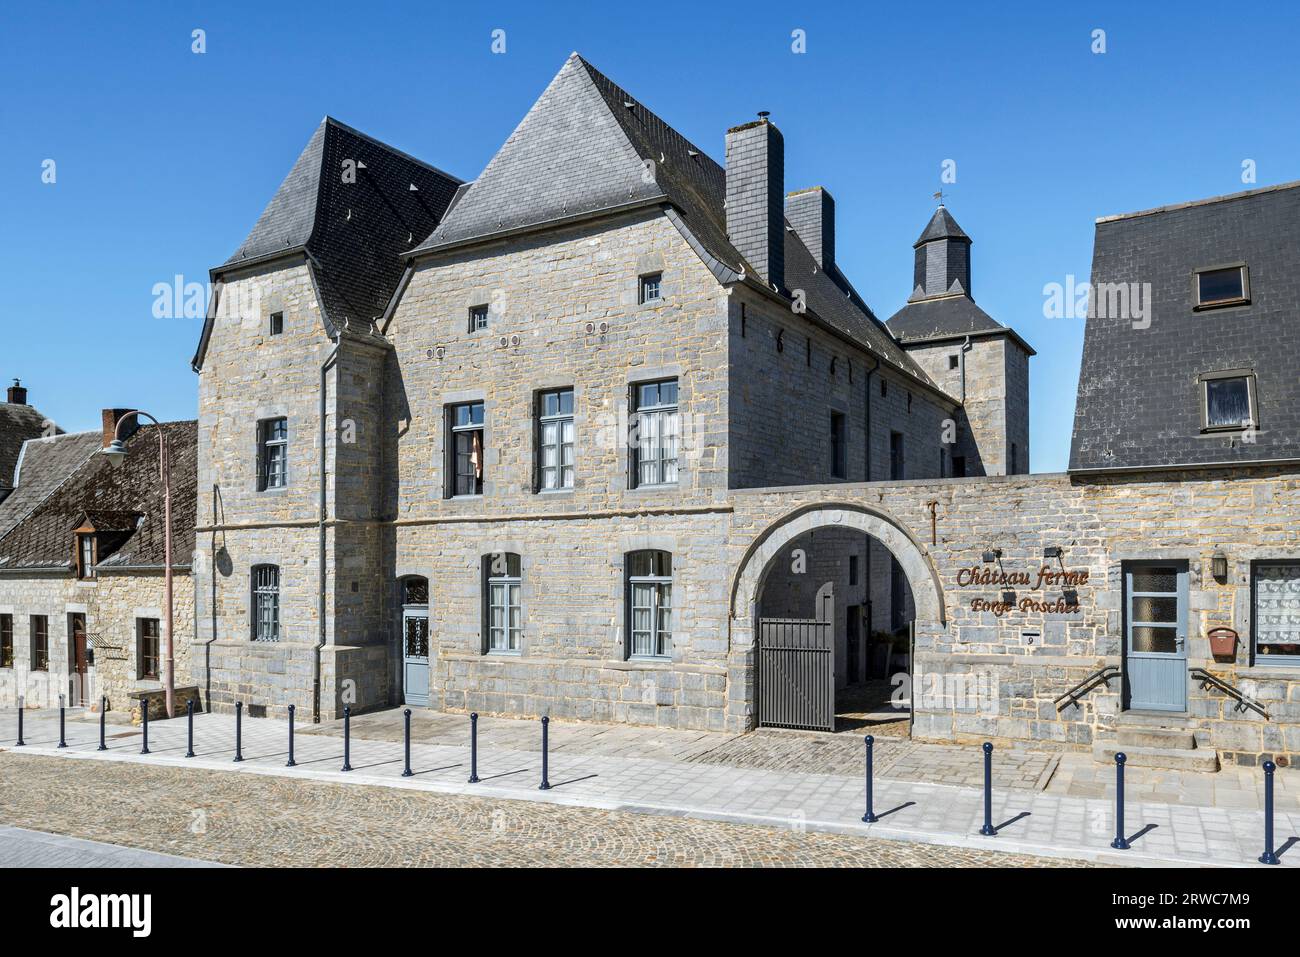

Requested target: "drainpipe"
[
  {"left": 862, "top": 355, "right": 880, "bottom": 655},
  {"left": 315, "top": 340, "right": 340, "bottom": 724},
  {"left": 863, "top": 355, "right": 880, "bottom": 481}
]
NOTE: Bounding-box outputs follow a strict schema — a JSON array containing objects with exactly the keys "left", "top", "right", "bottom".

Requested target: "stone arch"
[{"left": 730, "top": 501, "right": 946, "bottom": 647}]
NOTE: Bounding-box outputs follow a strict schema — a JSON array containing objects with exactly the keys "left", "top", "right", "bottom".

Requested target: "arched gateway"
[{"left": 728, "top": 502, "right": 947, "bottom": 732}]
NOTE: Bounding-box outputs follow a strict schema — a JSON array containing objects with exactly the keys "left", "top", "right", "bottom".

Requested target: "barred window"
[
  {"left": 258, "top": 418, "right": 288, "bottom": 490},
  {"left": 631, "top": 380, "right": 679, "bottom": 488},
  {"left": 483, "top": 553, "right": 522, "bottom": 653},
  {"left": 252, "top": 565, "right": 280, "bottom": 642},
  {"left": 31, "top": 615, "right": 49, "bottom": 671},
  {"left": 138, "top": 618, "right": 161, "bottom": 679},
  {"left": 0, "top": 614, "right": 12, "bottom": 668},
  {"left": 627, "top": 550, "right": 672, "bottom": 658}
]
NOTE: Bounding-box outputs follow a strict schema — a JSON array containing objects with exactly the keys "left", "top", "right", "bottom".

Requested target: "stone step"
[
  {"left": 1093, "top": 742, "right": 1220, "bottom": 772},
  {"left": 1116, "top": 726, "right": 1197, "bottom": 750},
  {"left": 1115, "top": 709, "right": 1196, "bottom": 728}
]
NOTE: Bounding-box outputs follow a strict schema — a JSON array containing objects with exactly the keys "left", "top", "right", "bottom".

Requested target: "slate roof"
[
  {"left": 914, "top": 206, "right": 969, "bottom": 245},
  {"left": 0, "top": 400, "right": 54, "bottom": 493},
  {"left": 1069, "top": 181, "right": 1300, "bottom": 471},
  {"left": 0, "top": 432, "right": 100, "bottom": 541},
  {"left": 0, "top": 421, "right": 197, "bottom": 571},
  {"left": 193, "top": 118, "right": 464, "bottom": 369},
  {"left": 410, "top": 53, "right": 927, "bottom": 381}
]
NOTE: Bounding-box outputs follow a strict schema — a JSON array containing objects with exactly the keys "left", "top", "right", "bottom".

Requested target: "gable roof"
[
  {"left": 0, "top": 400, "right": 55, "bottom": 492},
  {"left": 0, "top": 422, "right": 197, "bottom": 572},
  {"left": 193, "top": 118, "right": 464, "bottom": 369},
  {"left": 410, "top": 53, "right": 929, "bottom": 382},
  {"left": 0, "top": 431, "right": 101, "bottom": 541},
  {"left": 1070, "top": 181, "right": 1300, "bottom": 472},
  {"left": 887, "top": 295, "right": 1005, "bottom": 341}
]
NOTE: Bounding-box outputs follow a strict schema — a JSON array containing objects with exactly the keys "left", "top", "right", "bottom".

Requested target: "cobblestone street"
[{"left": 0, "top": 753, "right": 1090, "bottom": 868}]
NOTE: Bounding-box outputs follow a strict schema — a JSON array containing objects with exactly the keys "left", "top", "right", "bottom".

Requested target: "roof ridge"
[
  {"left": 321, "top": 116, "right": 465, "bottom": 188},
  {"left": 1096, "top": 179, "right": 1300, "bottom": 224}
]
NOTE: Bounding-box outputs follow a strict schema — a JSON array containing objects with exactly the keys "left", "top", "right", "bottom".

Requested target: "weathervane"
[{"left": 933, "top": 189, "right": 946, "bottom": 205}]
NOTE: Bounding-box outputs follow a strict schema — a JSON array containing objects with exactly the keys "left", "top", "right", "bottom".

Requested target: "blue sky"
[{"left": 3, "top": 1, "right": 1297, "bottom": 471}]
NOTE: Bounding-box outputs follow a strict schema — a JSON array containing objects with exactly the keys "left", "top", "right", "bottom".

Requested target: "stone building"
[
  {"left": 188, "top": 54, "right": 1298, "bottom": 767},
  {"left": 0, "top": 392, "right": 197, "bottom": 716}
]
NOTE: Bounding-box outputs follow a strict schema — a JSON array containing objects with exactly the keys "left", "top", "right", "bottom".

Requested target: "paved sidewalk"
[
  {"left": 0, "top": 825, "right": 225, "bottom": 867},
  {"left": 4, "top": 707, "right": 1295, "bottom": 868}
]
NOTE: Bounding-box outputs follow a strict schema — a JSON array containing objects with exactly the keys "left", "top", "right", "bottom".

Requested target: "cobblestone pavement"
[{"left": 0, "top": 753, "right": 1091, "bottom": 868}]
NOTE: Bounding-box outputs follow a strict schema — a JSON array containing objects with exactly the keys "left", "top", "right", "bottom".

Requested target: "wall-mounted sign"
[{"left": 958, "top": 564, "right": 1088, "bottom": 617}]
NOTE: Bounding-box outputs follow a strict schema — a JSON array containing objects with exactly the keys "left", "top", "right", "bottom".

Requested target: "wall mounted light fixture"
[{"left": 1212, "top": 550, "right": 1228, "bottom": 581}]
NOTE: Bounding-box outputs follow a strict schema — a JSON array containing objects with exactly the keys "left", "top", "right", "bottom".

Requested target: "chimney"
[
  {"left": 6, "top": 379, "right": 27, "bottom": 405},
  {"left": 101, "top": 408, "right": 138, "bottom": 449},
  {"left": 785, "top": 187, "right": 835, "bottom": 270},
  {"left": 725, "top": 114, "right": 785, "bottom": 291}
]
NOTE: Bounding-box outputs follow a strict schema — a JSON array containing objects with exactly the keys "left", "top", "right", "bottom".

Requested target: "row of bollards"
[{"left": 859, "top": 736, "right": 1284, "bottom": 865}]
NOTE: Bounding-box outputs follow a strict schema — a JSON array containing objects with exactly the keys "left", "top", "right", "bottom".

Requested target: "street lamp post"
[{"left": 101, "top": 411, "right": 175, "bottom": 718}]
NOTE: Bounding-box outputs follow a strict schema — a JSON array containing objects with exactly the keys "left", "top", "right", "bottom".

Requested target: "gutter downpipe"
[
  {"left": 862, "top": 355, "right": 880, "bottom": 643},
  {"left": 315, "top": 341, "right": 340, "bottom": 724}
]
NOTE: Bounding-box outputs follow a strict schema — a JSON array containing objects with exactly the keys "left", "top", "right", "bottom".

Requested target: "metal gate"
[{"left": 757, "top": 618, "right": 834, "bottom": 731}]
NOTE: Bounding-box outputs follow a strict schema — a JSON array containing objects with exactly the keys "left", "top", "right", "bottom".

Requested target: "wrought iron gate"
[{"left": 757, "top": 618, "right": 834, "bottom": 731}]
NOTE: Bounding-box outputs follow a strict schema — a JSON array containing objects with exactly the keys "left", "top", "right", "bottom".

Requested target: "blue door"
[
  {"left": 1123, "top": 562, "right": 1188, "bottom": 712},
  {"left": 402, "top": 609, "right": 429, "bottom": 707}
]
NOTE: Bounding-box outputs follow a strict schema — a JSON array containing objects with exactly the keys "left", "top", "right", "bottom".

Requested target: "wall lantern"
[
  {"left": 1043, "top": 545, "right": 1063, "bottom": 559},
  {"left": 982, "top": 548, "right": 1003, "bottom": 565},
  {"left": 1211, "top": 550, "right": 1228, "bottom": 582}
]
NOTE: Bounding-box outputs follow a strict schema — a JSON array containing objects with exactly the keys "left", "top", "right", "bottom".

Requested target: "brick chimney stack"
[
  {"left": 725, "top": 114, "right": 785, "bottom": 291},
  {"left": 6, "top": 379, "right": 27, "bottom": 405},
  {"left": 101, "top": 408, "right": 138, "bottom": 448}
]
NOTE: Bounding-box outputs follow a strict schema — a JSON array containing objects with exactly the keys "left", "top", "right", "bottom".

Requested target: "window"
[
  {"left": 627, "top": 550, "right": 672, "bottom": 658},
  {"left": 952, "top": 455, "right": 966, "bottom": 478},
  {"left": 1010, "top": 442, "right": 1018, "bottom": 474},
  {"left": 269, "top": 311, "right": 284, "bottom": 336},
  {"left": 252, "top": 565, "right": 280, "bottom": 642},
  {"left": 880, "top": 379, "right": 887, "bottom": 398},
  {"left": 468, "top": 304, "right": 489, "bottom": 332},
  {"left": 1195, "top": 265, "right": 1248, "bottom": 308},
  {"left": 889, "top": 431, "right": 904, "bottom": 481},
  {"left": 483, "top": 553, "right": 522, "bottom": 654},
  {"left": 138, "top": 618, "right": 161, "bottom": 679},
  {"left": 639, "top": 273, "right": 662, "bottom": 304},
  {"left": 537, "top": 388, "right": 575, "bottom": 491},
  {"left": 848, "top": 555, "right": 859, "bottom": 587},
  {"left": 77, "top": 533, "right": 96, "bottom": 579},
  {"left": 830, "top": 411, "right": 847, "bottom": 479},
  {"left": 631, "top": 380, "right": 679, "bottom": 488},
  {"left": 1253, "top": 561, "right": 1300, "bottom": 664},
  {"left": 446, "top": 402, "right": 485, "bottom": 496},
  {"left": 0, "top": 614, "right": 12, "bottom": 668},
  {"left": 948, "top": 354, "right": 959, "bottom": 370},
  {"left": 940, "top": 447, "right": 948, "bottom": 477},
  {"left": 31, "top": 616, "right": 48, "bottom": 671},
  {"left": 1201, "top": 371, "right": 1256, "bottom": 431},
  {"left": 258, "top": 418, "right": 288, "bottom": 490}
]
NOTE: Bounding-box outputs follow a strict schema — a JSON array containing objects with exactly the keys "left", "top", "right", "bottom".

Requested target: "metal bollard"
[
  {"left": 1110, "top": 752, "right": 1130, "bottom": 850},
  {"left": 286, "top": 704, "right": 296, "bottom": 767},
  {"left": 402, "top": 708, "right": 413, "bottom": 777},
  {"left": 140, "top": 698, "right": 150, "bottom": 754},
  {"left": 15, "top": 698, "right": 24, "bottom": 747},
  {"left": 539, "top": 715, "right": 552, "bottom": 791},
  {"left": 1259, "top": 760, "right": 1279, "bottom": 865},
  {"left": 979, "top": 742, "right": 996, "bottom": 836},
  {"left": 233, "top": 701, "right": 244, "bottom": 762},
  {"left": 185, "top": 699, "right": 195, "bottom": 758},
  {"left": 97, "top": 696, "right": 107, "bottom": 751},
  {"left": 861, "top": 734, "right": 878, "bottom": 823},
  {"left": 341, "top": 705, "right": 353, "bottom": 772},
  {"left": 58, "top": 695, "right": 67, "bottom": 748},
  {"left": 468, "top": 712, "right": 481, "bottom": 784}
]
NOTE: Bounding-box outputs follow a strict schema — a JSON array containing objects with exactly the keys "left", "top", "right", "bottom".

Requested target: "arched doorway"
[
  {"left": 398, "top": 576, "right": 429, "bottom": 707},
  {"left": 730, "top": 503, "right": 946, "bottom": 733}
]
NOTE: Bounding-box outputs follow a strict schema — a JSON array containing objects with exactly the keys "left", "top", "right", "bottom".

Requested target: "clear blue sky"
[{"left": 4, "top": 1, "right": 1297, "bottom": 471}]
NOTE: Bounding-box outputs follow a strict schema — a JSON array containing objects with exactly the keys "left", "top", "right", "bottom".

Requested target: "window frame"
[
  {"left": 481, "top": 553, "right": 523, "bottom": 655},
  {"left": 446, "top": 401, "right": 486, "bottom": 498},
  {"left": 1193, "top": 263, "right": 1250, "bottom": 310},
  {"left": 829, "top": 411, "right": 847, "bottom": 479},
  {"left": 251, "top": 564, "right": 281, "bottom": 643},
  {"left": 630, "top": 379, "right": 680, "bottom": 490},
  {"left": 257, "top": 417, "right": 289, "bottom": 491},
  {"left": 1198, "top": 369, "right": 1257, "bottom": 433},
  {"left": 0, "top": 614, "right": 12, "bottom": 669},
  {"left": 639, "top": 272, "right": 663, "bottom": 305},
  {"left": 269, "top": 311, "right": 285, "bottom": 336},
  {"left": 468, "top": 304, "right": 489, "bottom": 333},
  {"left": 76, "top": 533, "right": 96, "bottom": 580},
  {"left": 625, "top": 550, "right": 673, "bottom": 660},
  {"left": 889, "top": 431, "right": 905, "bottom": 481},
  {"left": 536, "top": 388, "right": 575, "bottom": 493},
  {"left": 1251, "top": 559, "right": 1300, "bottom": 666},
  {"left": 31, "top": 615, "right": 49, "bottom": 671},
  {"left": 138, "top": 617, "right": 161, "bottom": 679}
]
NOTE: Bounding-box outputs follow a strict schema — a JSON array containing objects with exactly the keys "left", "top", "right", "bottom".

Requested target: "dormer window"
[
  {"left": 1194, "top": 264, "right": 1249, "bottom": 309},
  {"left": 1200, "top": 369, "right": 1257, "bottom": 432},
  {"left": 76, "top": 533, "right": 96, "bottom": 580}
]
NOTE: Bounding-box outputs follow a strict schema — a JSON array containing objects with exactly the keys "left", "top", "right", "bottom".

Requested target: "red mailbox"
[{"left": 1208, "top": 627, "right": 1238, "bottom": 659}]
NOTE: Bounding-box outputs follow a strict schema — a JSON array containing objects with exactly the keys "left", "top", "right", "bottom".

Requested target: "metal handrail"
[
  {"left": 1190, "top": 667, "right": 1270, "bottom": 720},
  {"left": 1054, "top": 665, "right": 1120, "bottom": 711}
]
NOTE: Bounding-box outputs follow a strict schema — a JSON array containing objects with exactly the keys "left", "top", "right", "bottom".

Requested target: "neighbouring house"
[{"left": 0, "top": 396, "right": 197, "bottom": 715}]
